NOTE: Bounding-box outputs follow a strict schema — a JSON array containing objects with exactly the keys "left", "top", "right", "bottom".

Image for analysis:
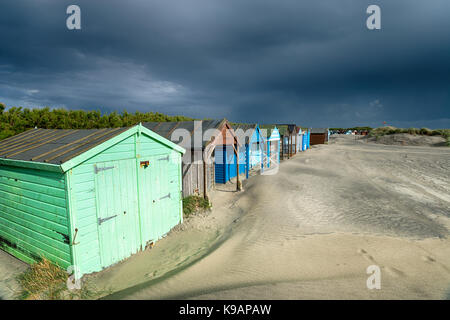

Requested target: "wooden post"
[
  {"left": 246, "top": 144, "right": 249, "bottom": 179},
  {"left": 288, "top": 135, "right": 291, "bottom": 159},
  {"left": 291, "top": 136, "right": 295, "bottom": 158},
  {"left": 295, "top": 133, "right": 297, "bottom": 154},
  {"left": 235, "top": 138, "right": 242, "bottom": 191},
  {"left": 203, "top": 154, "right": 208, "bottom": 200}
]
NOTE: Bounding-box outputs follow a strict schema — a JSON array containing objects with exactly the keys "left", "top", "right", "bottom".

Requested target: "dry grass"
[
  {"left": 17, "top": 258, "right": 103, "bottom": 300},
  {"left": 17, "top": 258, "right": 67, "bottom": 300}
]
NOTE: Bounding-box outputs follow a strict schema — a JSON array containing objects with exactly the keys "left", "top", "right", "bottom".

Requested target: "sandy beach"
[{"left": 84, "top": 134, "right": 450, "bottom": 300}]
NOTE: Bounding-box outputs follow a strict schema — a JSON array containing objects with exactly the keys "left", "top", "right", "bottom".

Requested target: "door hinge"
[
  {"left": 159, "top": 193, "right": 171, "bottom": 200},
  {"left": 158, "top": 155, "right": 170, "bottom": 161},
  {"left": 98, "top": 215, "right": 118, "bottom": 225},
  {"left": 94, "top": 165, "right": 115, "bottom": 174}
]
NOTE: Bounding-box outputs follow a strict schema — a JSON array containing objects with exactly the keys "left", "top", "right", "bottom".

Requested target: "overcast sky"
[{"left": 1, "top": 0, "right": 449, "bottom": 128}]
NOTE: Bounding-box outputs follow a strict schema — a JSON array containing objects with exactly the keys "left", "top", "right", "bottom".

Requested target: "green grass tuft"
[{"left": 183, "top": 195, "right": 211, "bottom": 217}]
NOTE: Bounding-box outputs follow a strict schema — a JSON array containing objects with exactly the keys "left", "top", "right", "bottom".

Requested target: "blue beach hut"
[{"left": 232, "top": 124, "right": 267, "bottom": 177}]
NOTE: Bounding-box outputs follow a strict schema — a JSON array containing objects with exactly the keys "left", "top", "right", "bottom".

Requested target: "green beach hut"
[{"left": 0, "top": 124, "right": 185, "bottom": 277}]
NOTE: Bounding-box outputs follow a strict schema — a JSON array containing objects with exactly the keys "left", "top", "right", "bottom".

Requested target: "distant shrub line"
[{"left": 0, "top": 103, "right": 194, "bottom": 141}]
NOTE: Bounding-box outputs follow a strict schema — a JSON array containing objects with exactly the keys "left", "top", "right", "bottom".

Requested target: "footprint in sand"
[
  {"left": 146, "top": 270, "right": 158, "bottom": 278},
  {"left": 357, "top": 248, "right": 405, "bottom": 278},
  {"left": 357, "top": 248, "right": 375, "bottom": 262},
  {"left": 382, "top": 266, "right": 405, "bottom": 278},
  {"left": 421, "top": 255, "right": 436, "bottom": 263}
]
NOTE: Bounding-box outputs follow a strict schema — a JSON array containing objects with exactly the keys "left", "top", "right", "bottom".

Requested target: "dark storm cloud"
[{"left": 0, "top": 0, "right": 449, "bottom": 128}]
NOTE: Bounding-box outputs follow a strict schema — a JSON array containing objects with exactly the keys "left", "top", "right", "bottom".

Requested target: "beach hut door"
[
  {"left": 95, "top": 159, "right": 140, "bottom": 268},
  {"left": 270, "top": 141, "right": 279, "bottom": 167},
  {"left": 138, "top": 153, "right": 181, "bottom": 246}
]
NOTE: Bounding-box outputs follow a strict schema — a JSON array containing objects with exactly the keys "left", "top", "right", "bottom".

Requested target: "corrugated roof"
[
  {"left": 143, "top": 119, "right": 226, "bottom": 149},
  {"left": 272, "top": 124, "right": 296, "bottom": 136},
  {"left": 0, "top": 127, "right": 129, "bottom": 164},
  {"left": 231, "top": 123, "right": 258, "bottom": 145},
  {"left": 311, "top": 128, "right": 329, "bottom": 134},
  {"left": 232, "top": 123, "right": 256, "bottom": 132},
  {"left": 260, "top": 125, "right": 277, "bottom": 138}
]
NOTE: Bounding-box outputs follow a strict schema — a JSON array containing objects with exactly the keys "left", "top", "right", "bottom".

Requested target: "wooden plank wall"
[
  {"left": 181, "top": 150, "right": 214, "bottom": 198},
  {"left": 0, "top": 165, "right": 71, "bottom": 268}
]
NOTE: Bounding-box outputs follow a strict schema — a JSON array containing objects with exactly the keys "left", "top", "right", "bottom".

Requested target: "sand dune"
[
  {"left": 92, "top": 135, "right": 450, "bottom": 300},
  {"left": 362, "top": 132, "right": 446, "bottom": 147}
]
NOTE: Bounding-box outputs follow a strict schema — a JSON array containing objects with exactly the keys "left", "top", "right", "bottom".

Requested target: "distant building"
[{"left": 310, "top": 128, "right": 330, "bottom": 145}]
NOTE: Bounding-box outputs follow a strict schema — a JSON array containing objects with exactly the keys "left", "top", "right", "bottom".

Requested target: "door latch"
[{"left": 98, "top": 215, "right": 118, "bottom": 225}]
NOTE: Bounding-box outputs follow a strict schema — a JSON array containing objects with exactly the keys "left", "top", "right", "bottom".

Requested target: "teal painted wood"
[
  {"left": 68, "top": 130, "right": 183, "bottom": 276},
  {"left": 0, "top": 165, "right": 72, "bottom": 268},
  {"left": 67, "top": 135, "right": 138, "bottom": 275},
  {"left": 0, "top": 125, "right": 184, "bottom": 278},
  {"left": 138, "top": 134, "right": 182, "bottom": 247},
  {"left": 94, "top": 159, "right": 140, "bottom": 268}
]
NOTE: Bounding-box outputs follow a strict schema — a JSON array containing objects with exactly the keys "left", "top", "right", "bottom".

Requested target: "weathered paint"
[{"left": 180, "top": 150, "right": 214, "bottom": 197}]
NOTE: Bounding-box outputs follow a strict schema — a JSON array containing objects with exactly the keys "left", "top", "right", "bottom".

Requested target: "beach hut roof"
[
  {"left": 231, "top": 123, "right": 267, "bottom": 145},
  {"left": 0, "top": 124, "right": 184, "bottom": 172},
  {"left": 0, "top": 127, "right": 129, "bottom": 165},
  {"left": 259, "top": 125, "right": 279, "bottom": 138},
  {"left": 271, "top": 124, "right": 296, "bottom": 136},
  {"left": 143, "top": 119, "right": 235, "bottom": 150},
  {"left": 232, "top": 123, "right": 257, "bottom": 131}
]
